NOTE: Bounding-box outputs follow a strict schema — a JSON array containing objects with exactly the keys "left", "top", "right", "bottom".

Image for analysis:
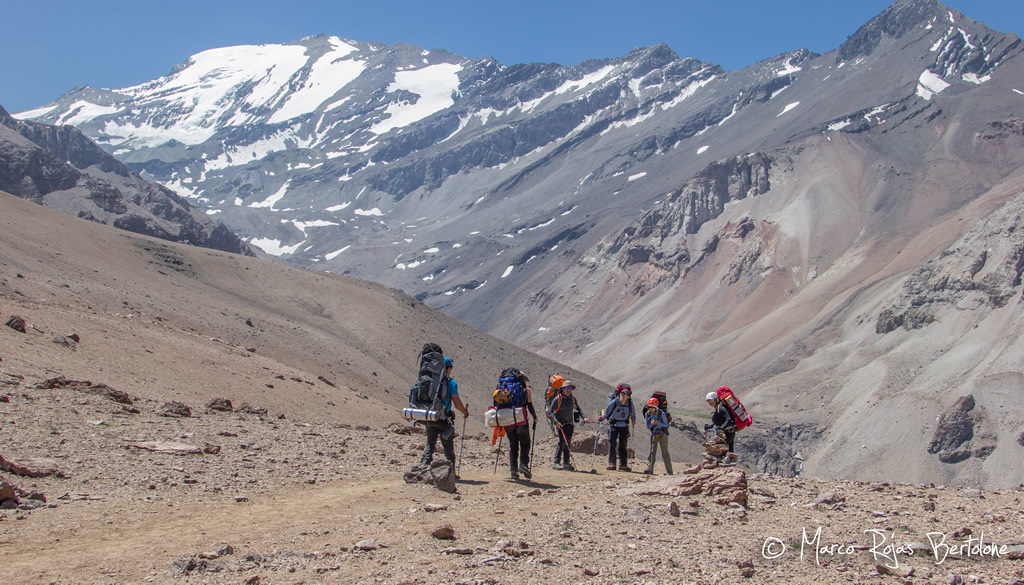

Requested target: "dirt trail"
[{"left": 0, "top": 465, "right": 615, "bottom": 585}]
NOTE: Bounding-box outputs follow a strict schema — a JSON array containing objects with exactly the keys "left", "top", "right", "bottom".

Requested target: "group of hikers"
[{"left": 412, "top": 350, "right": 746, "bottom": 481}]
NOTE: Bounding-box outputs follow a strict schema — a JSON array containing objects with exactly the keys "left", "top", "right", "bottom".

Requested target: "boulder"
[
  {"left": 5, "top": 315, "right": 26, "bottom": 333},
  {"left": 0, "top": 454, "right": 63, "bottom": 478},
  {"left": 571, "top": 433, "right": 634, "bottom": 458},
  {"left": 431, "top": 524, "right": 456, "bottom": 540},
  {"left": 619, "top": 467, "right": 748, "bottom": 507},
  {"left": 157, "top": 401, "right": 192, "bottom": 418},
  {"left": 0, "top": 480, "right": 17, "bottom": 503},
  {"left": 403, "top": 460, "right": 456, "bottom": 493},
  {"left": 206, "top": 398, "right": 233, "bottom": 412}
]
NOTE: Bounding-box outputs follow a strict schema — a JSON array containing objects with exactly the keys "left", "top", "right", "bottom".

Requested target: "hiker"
[
  {"left": 546, "top": 380, "right": 591, "bottom": 470},
  {"left": 419, "top": 357, "right": 469, "bottom": 467},
  {"left": 494, "top": 368, "right": 537, "bottom": 480},
  {"left": 598, "top": 383, "right": 636, "bottom": 471},
  {"left": 643, "top": 397, "right": 673, "bottom": 475},
  {"left": 543, "top": 374, "right": 566, "bottom": 436},
  {"left": 705, "top": 390, "right": 738, "bottom": 462}
]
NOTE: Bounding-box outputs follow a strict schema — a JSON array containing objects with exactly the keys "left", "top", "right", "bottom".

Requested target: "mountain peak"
[{"left": 837, "top": 0, "right": 945, "bottom": 62}]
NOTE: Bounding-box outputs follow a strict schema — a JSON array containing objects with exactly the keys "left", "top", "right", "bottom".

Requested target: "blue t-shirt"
[{"left": 441, "top": 378, "right": 459, "bottom": 411}]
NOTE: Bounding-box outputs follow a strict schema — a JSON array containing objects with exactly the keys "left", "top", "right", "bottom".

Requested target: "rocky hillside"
[
  {"left": 0, "top": 106, "right": 252, "bottom": 255},
  {"left": 10, "top": 0, "right": 1024, "bottom": 489},
  {"left": 2, "top": 194, "right": 1023, "bottom": 585}
]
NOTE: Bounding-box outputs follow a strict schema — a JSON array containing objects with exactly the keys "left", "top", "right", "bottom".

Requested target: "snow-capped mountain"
[{"left": 14, "top": 0, "right": 1024, "bottom": 487}]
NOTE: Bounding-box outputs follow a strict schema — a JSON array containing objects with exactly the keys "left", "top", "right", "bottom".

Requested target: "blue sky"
[{"left": 3, "top": 0, "right": 1022, "bottom": 114}]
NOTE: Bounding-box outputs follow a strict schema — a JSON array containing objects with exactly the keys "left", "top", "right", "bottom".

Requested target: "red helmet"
[
  {"left": 647, "top": 397, "right": 659, "bottom": 407},
  {"left": 616, "top": 383, "right": 631, "bottom": 396}
]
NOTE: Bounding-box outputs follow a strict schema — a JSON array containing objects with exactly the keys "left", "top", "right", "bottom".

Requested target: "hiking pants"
[
  {"left": 554, "top": 423, "right": 575, "bottom": 465},
  {"left": 421, "top": 422, "right": 455, "bottom": 465},
  {"left": 723, "top": 429, "right": 736, "bottom": 453},
  {"left": 608, "top": 426, "right": 630, "bottom": 466},
  {"left": 506, "top": 424, "right": 531, "bottom": 470},
  {"left": 646, "top": 432, "right": 673, "bottom": 474}
]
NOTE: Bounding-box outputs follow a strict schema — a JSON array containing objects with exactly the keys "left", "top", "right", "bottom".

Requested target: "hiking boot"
[
  {"left": 519, "top": 465, "right": 532, "bottom": 480},
  {"left": 606, "top": 464, "right": 616, "bottom": 470},
  {"left": 643, "top": 468, "right": 653, "bottom": 475},
  {"left": 553, "top": 463, "right": 564, "bottom": 470},
  {"left": 564, "top": 463, "right": 575, "bottom": 471},
  {"left": 618, "top": 465, "right": 632, "bottom": 472},
  {"left": 510, "top": 469, "right": 519, "bottom": 480},
  {"left": 726, "top": 453, "right": 738, "bottom": 462}
]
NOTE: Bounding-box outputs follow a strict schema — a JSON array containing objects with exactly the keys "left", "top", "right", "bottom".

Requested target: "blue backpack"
[{"left": 493, "top": 367, "right": 527, "bottom": 407}]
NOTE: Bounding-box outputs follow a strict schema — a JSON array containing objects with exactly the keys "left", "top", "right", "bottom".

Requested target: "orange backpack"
[{"left": 545, "top": 374, "right": 565, "bottom": 403}]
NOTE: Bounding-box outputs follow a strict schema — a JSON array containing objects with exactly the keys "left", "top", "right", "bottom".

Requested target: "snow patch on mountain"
[
  {"left": 57, "top": 101, "right": 120, "bottom": 126},
  {"left": 250, "top": 182, "right": 290, "bottom": 210},
  {"left": 778, "top": 102, "right": 800, "bottom": 117},
  {"left": 917, "top": 69, "right": 951, "bottom": 100},
  {"left": 249, "top": 237, "right": 303, "bottom": 256},
  {"left": 369, "top": 63, "right": 464, "bottom": 135},
  {"left": 325, "top": 245, "right": 351, "bottom": 260},
  {"left": 269, "top": 39, "right": 365, "bottom": 124}
]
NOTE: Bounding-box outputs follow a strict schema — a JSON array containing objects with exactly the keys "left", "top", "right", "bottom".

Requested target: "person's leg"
[
  {"left": 554, "top": 427, "right": 566, "bottom": 464},
  {"left": 607, "top": 428, "right": 618, "bottom": 468},
  {"left": 646, "top": 432, "right": 656, "bottom": 473},
  {"left": 441, "top": 429, "right": 456, "bottom": 462},
  {"left": 518, "top": 425, "right": 531, "bottom": 472},
  {"left": 508, "top": 428, "right": 521, "bottom": 471},
  {"left": 618, "top": 427, "right": 630, "bottom": 470},
  {"left": 420, "top": 424, "right": 440, "bottom": 465},
  {"left": 562, "top": 424, "right": 575, "bottom": 466},
  {"left": 659, "top": 434, "right": 673, "bottom": 474}
]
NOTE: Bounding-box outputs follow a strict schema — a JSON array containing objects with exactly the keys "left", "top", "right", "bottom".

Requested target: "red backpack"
[{"left": 716, "top": 386, "right": 753, "bottom": 430}]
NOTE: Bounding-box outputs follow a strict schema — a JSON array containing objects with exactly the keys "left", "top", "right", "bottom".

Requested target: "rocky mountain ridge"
[{"left": 0, "top": 106, "right": 252, "bottom": 255}]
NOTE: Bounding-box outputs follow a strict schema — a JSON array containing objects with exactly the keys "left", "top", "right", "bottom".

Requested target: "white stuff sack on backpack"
[{"left": 485, "top": 406, "right": 528, "bottom": 427}]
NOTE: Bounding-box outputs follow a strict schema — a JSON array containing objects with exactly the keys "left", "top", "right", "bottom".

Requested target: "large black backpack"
[{"left": 408, "top": 343, "right": 447, "bottom": 411}]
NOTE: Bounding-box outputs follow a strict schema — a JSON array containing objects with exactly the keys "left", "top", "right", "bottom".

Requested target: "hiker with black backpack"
[
  {"left": 491, "top": 368, "right": 537, "bottom": 481},
  {"left": 643, "top": 397, "right": 673, "bottom": 475},
  {"left": 598, "top": 383, "right": 636, "bottom": 471},
  {"left": 419, "top": 357, "right": 469, "bottom": 467},
  {"left": 546, "top": 380, "right": 592, "bottom": 471}
]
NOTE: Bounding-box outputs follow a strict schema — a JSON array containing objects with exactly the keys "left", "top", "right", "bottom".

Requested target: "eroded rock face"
[
  {"left": 0, "top": 108, "right": 253, "bottom": 257},
  {"left": 876, "top": 193, "right": 1024, "bottom": 334},
  {"left": 927, "top": 395, "right": 997, "bottom": 464}
]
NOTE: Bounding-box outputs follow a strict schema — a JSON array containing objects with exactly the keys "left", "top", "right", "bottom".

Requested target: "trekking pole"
[
  {"left": 529, "top": 418, "right": 537, "bottom": 474},
  {"left": 457, "top": 404, "right": 468, "bottom": 479},
  {"left": 493, "top": 434, "right": 503, "bottom": 475}
]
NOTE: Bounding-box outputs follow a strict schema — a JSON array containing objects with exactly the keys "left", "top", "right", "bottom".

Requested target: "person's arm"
[
  {"left": 526, "top": 388, "right": 537, "bottom": 420},
  {"left": 573, "top": 397, "right": 587, "bottom": 423},
  {"left": 452, "top": 394, "right": 468, "bottom": 418}
]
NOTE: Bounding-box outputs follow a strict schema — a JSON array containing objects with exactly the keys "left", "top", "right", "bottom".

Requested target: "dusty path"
[
  {"left": 1, "top": 465, "right": 616, "bottom": 585},
  {"left": 4, "top": 463, "right": 1023, "bottom": 585}
]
